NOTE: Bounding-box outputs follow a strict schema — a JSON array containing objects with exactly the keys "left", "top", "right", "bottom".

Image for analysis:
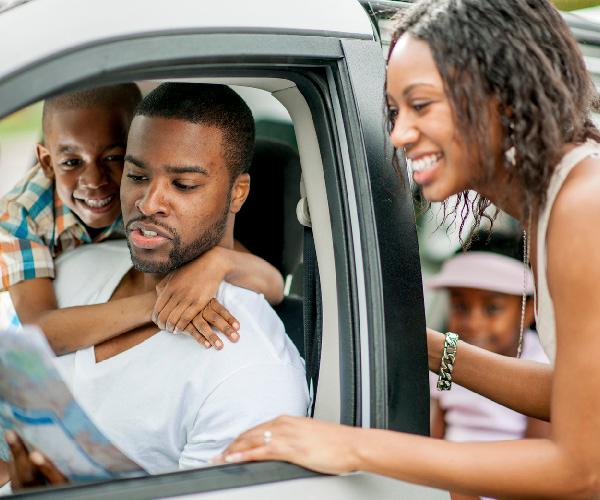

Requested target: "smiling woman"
[
  {"left": 386, "top": 35, "right": 468, "bottom": 203},
  {"left": 219, "top": 1, "right": 600, "bottom": 498}
]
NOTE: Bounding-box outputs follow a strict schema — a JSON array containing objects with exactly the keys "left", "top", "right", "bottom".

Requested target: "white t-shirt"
[
  {"left": 429, "top": 330, "right": 549, "bottom": 442},
  {"left": 51, "top": 240, "right": 310, "bottom": 474}
]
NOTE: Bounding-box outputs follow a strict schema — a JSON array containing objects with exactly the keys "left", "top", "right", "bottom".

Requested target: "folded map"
[{"left": 0, "top": 327, "right": 146, "bottom": 481}]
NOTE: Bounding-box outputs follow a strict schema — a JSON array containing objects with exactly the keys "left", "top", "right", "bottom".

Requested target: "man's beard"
[{"left": 126, "top": 197, "right": 230, "bottom": 274}]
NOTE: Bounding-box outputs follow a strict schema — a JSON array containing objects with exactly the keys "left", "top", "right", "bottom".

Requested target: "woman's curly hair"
[{"left": 388, "top": 0, "right": 600, "bottom": 232}]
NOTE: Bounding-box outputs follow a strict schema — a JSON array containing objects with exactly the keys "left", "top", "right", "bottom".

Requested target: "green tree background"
[{"left": 553, "top": 0, "right": 600, "bottom": 10}]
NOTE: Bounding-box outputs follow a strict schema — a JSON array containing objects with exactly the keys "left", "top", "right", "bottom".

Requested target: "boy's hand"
[
  {"left": 178, "top": 298, "right": 240, "bottom": 350},
  {"left": 5, "top": 430, "right": 67, "bottom": 490},
  {"left": 152, "top": 248, "right": 240, "bottom": 349}
]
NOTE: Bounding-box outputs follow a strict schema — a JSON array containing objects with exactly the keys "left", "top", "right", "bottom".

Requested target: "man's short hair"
[
  {"left": 135, "top": 83, "right": 255, "bottom": 180},
  {"left": 42, "top": 83, "right": 142, "bottom": 135}
]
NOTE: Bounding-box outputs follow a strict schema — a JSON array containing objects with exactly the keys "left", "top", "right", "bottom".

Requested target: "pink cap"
[{"left": 427, "top": 252, "right": 534, "bottom": 296}]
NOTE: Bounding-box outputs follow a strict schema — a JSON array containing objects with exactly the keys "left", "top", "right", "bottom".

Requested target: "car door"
[{"left": 0, "top": 0, "right": 445, "bottom": 498}]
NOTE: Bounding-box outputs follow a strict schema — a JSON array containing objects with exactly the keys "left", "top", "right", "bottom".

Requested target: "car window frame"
[{"left": 0, "top": 32, "right": 375, "bottom": 498}]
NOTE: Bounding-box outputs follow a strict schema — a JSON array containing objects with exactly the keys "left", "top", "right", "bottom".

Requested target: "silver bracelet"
[{"left": 436, "top": 332, "right": 459, "bottom": 391}]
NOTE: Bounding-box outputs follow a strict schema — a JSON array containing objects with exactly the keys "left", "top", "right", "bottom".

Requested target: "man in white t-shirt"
[{"left": 6, "top": 82, "right": 309, "bottom": 487}]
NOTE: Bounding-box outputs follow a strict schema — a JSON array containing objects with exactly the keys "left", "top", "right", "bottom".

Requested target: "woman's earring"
[
  {"left": 504, "top": 121, "right": 516, "bottom": 168},
  {"left": 504, "top": 145, "right": 516, "bottom": 167}
]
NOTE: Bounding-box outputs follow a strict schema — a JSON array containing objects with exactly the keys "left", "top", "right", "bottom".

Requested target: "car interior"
[
  {"left": 0, "top": 76, "right": 335, "bottom": 438},
  {"left": 0, "top": 82, "right": 329, "bottom": 500}
]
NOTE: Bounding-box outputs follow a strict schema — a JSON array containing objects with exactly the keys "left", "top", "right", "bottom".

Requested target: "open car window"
[{"left": 0, "top": 0, "right": 433, "bottom": 498}]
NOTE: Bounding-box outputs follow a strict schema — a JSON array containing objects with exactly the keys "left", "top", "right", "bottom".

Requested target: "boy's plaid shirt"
[{"left": 0, "top": 164, "right": 124, "bottom": 291}]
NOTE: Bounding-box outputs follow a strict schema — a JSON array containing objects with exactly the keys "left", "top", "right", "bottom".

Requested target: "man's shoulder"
[
  {"left": 55, "top": 239, "right": 130, "bottom": 268},
  {"left": 210, "top": 282, "right": 304, "bottom": 370},
  {"left": 215, "top": 282, "right": 285, "bottom": 342},
  {"left": 217, "top": 281, "right": 269, "bottom": 309},
  {"left": 54, "top": 240, "right": 132, "bottom": 308}
]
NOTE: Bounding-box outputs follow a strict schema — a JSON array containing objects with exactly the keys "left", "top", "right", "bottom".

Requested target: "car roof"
[{"left": 0, "top": 0, "right": 374, "bottom": 81}]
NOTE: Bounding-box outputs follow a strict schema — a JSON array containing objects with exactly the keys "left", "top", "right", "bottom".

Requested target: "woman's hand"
[
  {"left": 212, "top": 416, "right": 361, "bottom": 475},
  {"left": 5, "top": 430, "right": 67, "bottom": 490}
]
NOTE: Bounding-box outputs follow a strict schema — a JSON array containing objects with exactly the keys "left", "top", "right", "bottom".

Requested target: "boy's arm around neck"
[
  {"left": 153, "top": 244, "right": 284, "bottom": 333},
  {"left": 222, "top": 244, "right": 284, "bottom": 306},
  {"left": 9, "top": 278, "right": 155, "bottom": 355}
]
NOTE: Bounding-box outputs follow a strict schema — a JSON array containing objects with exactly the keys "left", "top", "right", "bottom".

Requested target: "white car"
[
  {"left": 2, "top": 1, "right": 597, "bottom": 499},
  {"left": 0, "top": 1, "right": 444, "bottom": 497}
]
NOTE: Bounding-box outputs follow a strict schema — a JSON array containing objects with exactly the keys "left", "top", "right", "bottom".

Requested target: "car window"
[
  {"left": 0, "top": 64, "right": 346, "bottom": 495},
  {"left": 0, "top": 3, "right": 430, "bottom": 496}
]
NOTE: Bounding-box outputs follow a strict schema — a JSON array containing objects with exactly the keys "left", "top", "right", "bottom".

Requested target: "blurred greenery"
[
  {"left": 554, "top": 0, "right": 600, "bottom": 10},
  {"left": 0, "top": 102, "right": 42, "bottom": 138}
]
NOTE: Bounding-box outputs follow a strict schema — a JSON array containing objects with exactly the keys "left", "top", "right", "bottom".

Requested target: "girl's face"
[
  {"left": 448, "top": 287, "right": 532, "bottom": 357},
  {"left": 386, "top": 34, "right": 473, "bottom": 202}
]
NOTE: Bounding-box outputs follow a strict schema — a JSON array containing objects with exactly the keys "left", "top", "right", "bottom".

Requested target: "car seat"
[{"left": 234, "top": 138, "right": 304, "bottom": 357}]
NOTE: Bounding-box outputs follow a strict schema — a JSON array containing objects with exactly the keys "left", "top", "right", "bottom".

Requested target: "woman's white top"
[{"left": 535, "top": 140, "right": 600, "bottom": 363}]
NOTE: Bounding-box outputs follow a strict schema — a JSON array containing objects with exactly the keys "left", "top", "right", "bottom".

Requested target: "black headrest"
[{"left": 234, "top": 138, "right": 302, "bottom": 277}]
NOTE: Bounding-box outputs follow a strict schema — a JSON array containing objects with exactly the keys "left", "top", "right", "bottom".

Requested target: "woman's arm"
[
  {"left": 217, "top": 415, "right": 596, "bottom": 498},
  {"left": 523, "top": 416, "right": 551, "bottom": 439},
  {"left": 429, "top": 397, "right": 446, "bottom": 439},
  {"left": 427, "top": 329, "right": 553, "bottom": 421},
  {"left": 354, "top": 431, "right": 593, "bottom": 498},
  {"left": 216, "top": 163, "right": 600, "bottom": 499}
]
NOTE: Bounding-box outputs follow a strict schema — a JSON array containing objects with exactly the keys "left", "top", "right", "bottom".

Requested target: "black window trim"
[
  {"left": 10, "top": 461, "right": 316, "bottom": 499},
  {"left": 333, "top": 39, "right": 429, "bottom": 434}
]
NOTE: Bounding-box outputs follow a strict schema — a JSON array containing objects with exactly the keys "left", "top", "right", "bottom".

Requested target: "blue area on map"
[
  {"left": 62, "top": 400, "right": 111, "bottom": 444},
  {"left": 10, "top": 405, "right": 112, "bottom": 481}
]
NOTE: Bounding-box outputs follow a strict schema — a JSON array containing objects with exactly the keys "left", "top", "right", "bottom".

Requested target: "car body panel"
[
  {"left": 178, "top": 472, "right": 449, "bottom": 500},
  {"left": 19, "top": 464, "right": 448, "bottom": 499},
  {"left": 0, "top": 0, "right": 372, "bottom": 81}
]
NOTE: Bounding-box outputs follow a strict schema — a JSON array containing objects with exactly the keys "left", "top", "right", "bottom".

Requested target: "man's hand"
[
  {"left": 152, "top": 248, "right": 240, "bottom": 349},
  {"left": 5, "top": 430, "right": 67, "bottom": 490}
]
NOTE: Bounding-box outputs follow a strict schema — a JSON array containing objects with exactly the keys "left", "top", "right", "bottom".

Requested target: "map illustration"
[{"left": 0, "top": 327, "right": 146, "bottom": 481}]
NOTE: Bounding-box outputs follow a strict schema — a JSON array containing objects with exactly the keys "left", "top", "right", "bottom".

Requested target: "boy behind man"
[
  {"left": 0, "top": 83, "right": 284, "bottom": 476},
  {"left": 0, "top": 84, "right": 283, "bottom": 352},
  {"left": 6, "top": 82, "right": 309, "bottom": 489},
  {"left": 1, "top": 85, "right": 138, "bottom": 309}
]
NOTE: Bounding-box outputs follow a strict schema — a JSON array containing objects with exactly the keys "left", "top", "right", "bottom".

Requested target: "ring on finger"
[{"left": 263, "top": 430, "right": 272, "bottom": 445}]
